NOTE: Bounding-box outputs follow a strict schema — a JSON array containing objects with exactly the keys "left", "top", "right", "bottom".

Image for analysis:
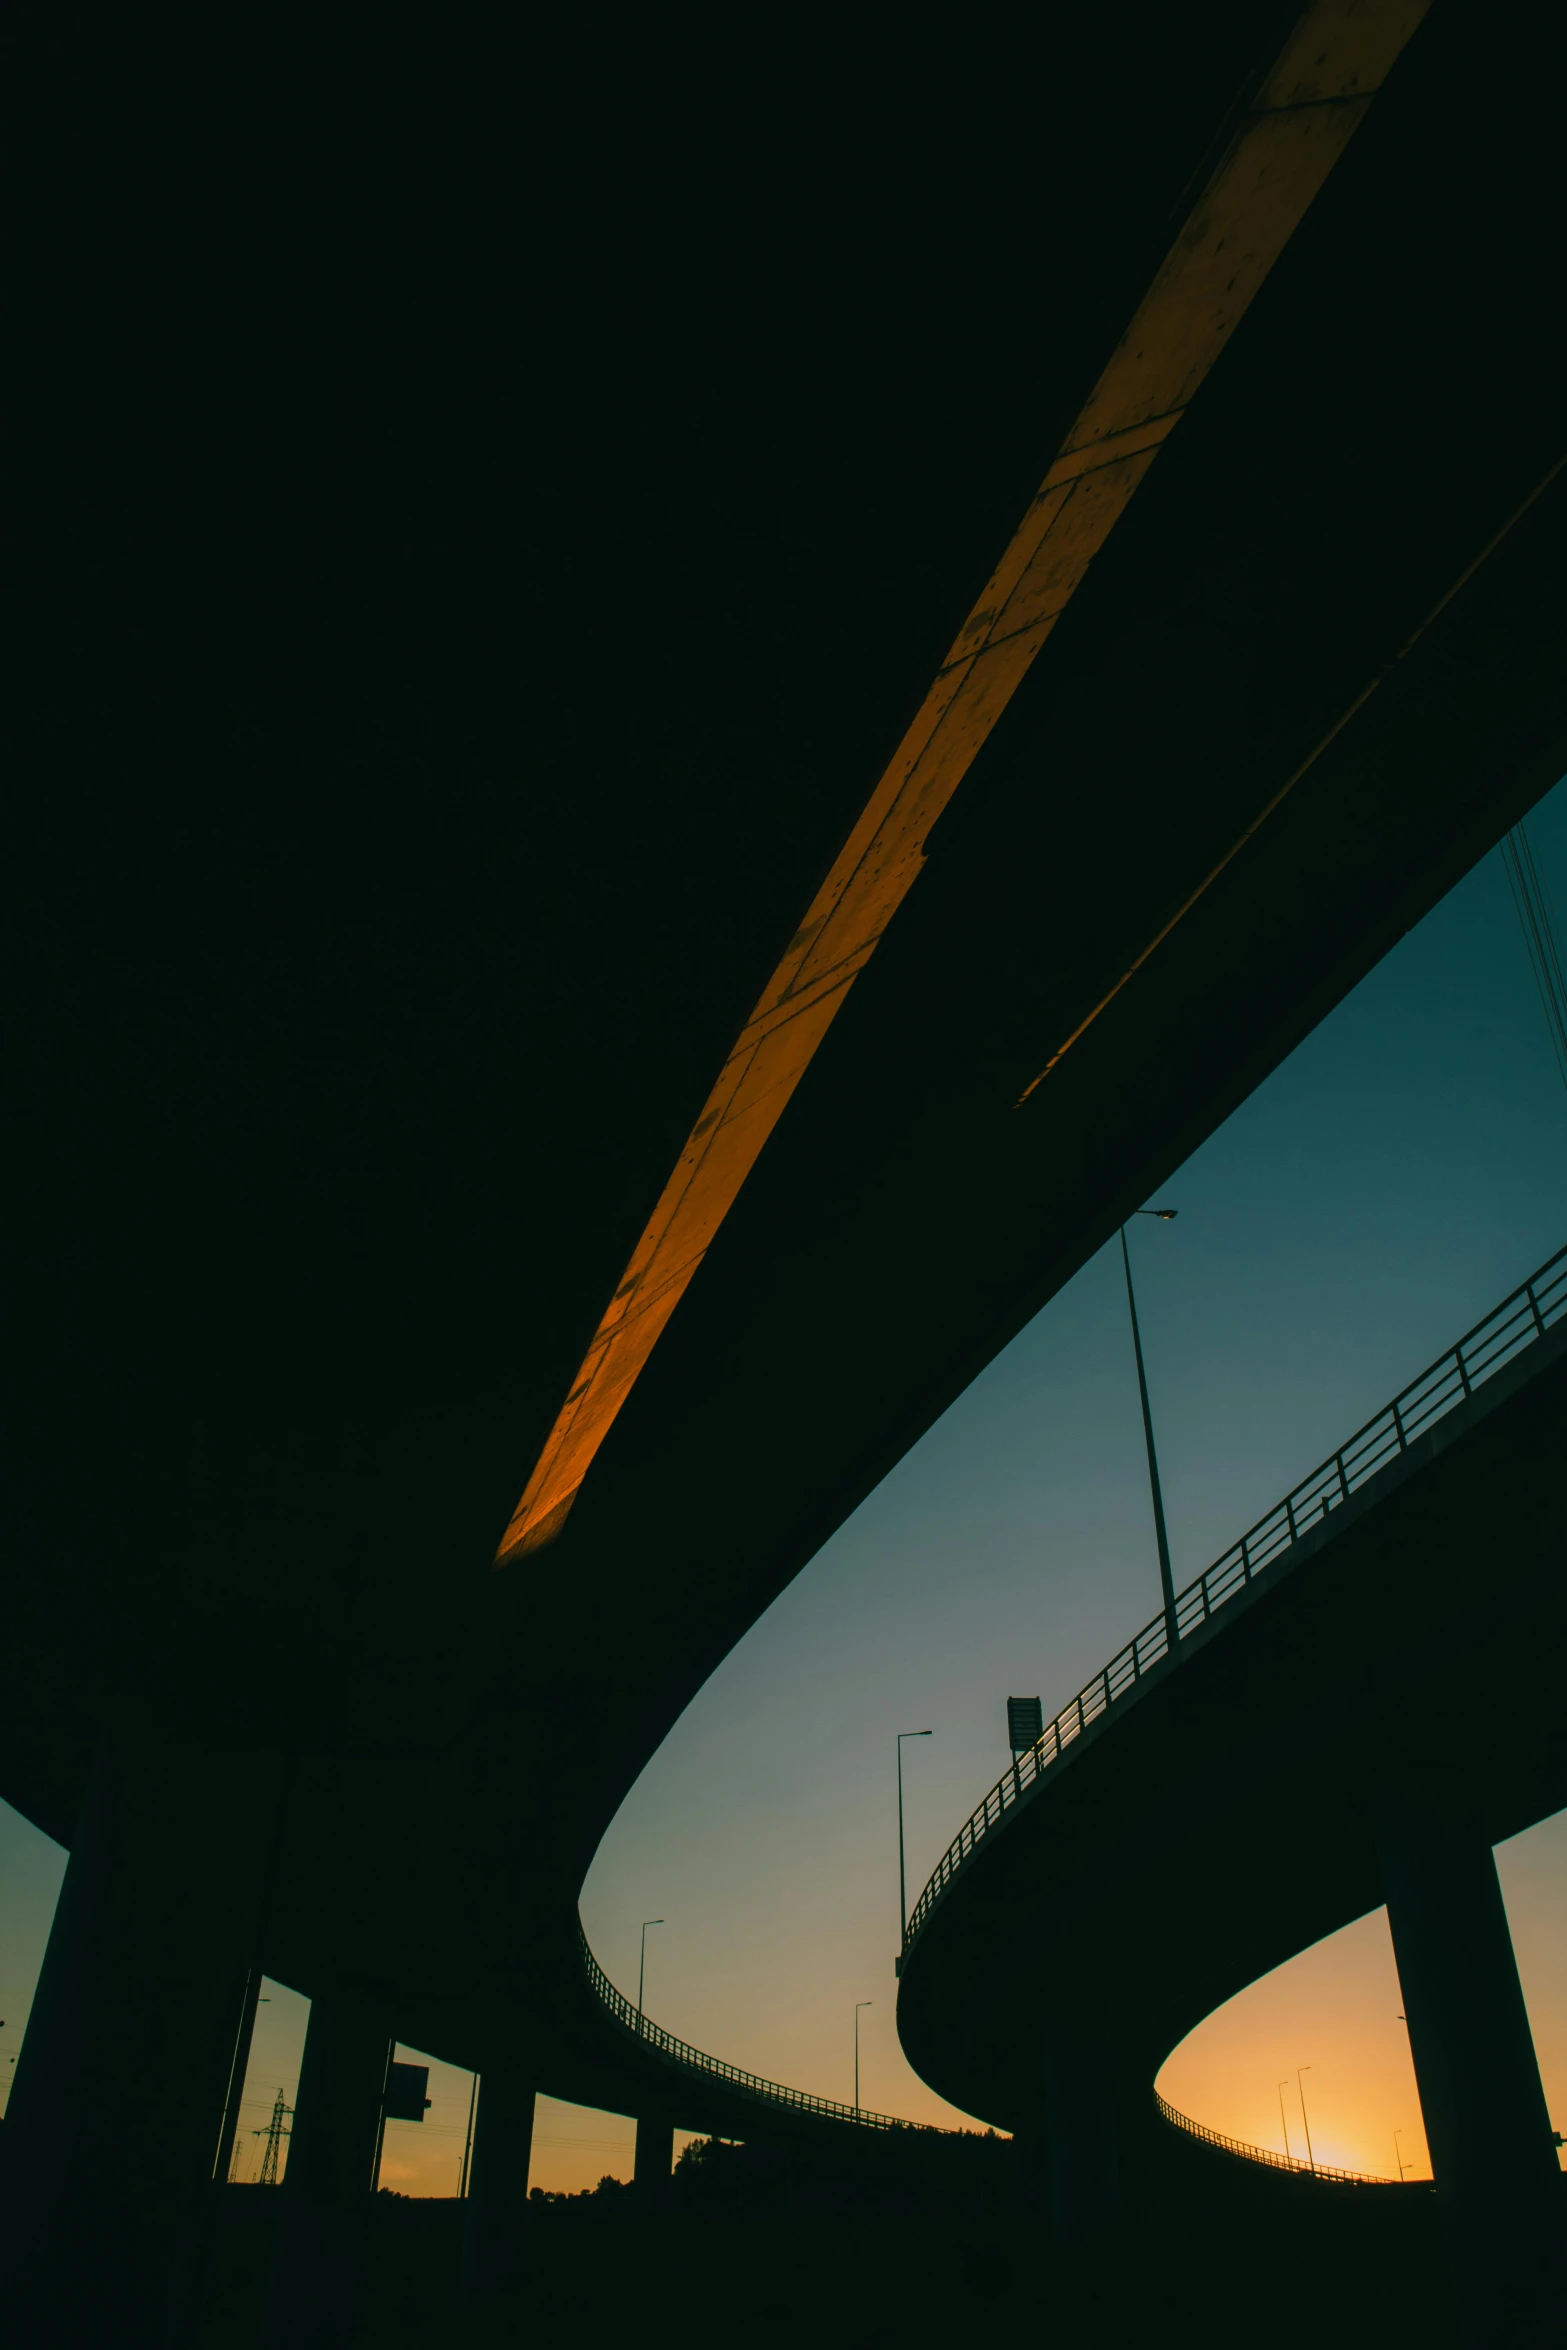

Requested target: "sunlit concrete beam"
[{"left": 497, "top": 0, "right": 1431, "bottom": 1562}]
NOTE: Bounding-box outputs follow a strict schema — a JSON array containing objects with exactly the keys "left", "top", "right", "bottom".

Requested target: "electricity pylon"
[{"left": 252, "top": 2088, "right": 293, "bottom": 2186}]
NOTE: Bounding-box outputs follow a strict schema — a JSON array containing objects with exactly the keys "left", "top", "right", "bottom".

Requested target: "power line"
[{"left": 1502, "top": 818, "right": 1567, "bottom": 1095}]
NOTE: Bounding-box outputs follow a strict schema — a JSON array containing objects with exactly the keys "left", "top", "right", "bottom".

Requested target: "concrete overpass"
[
  {"left": 6, "top": 0, "right": 1567, "bottom": 2339},
  {"left": 897, "top": 1252, "right": 1567, "bottom": 2341}
]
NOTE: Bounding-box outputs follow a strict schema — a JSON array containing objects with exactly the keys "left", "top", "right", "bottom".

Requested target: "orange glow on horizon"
[
  {"left": 1157, "top": 1909, "right": 1433, "bottom": 2180},
  {"left": 1158, "top": 1816, "right": 1567, "bottom": 2185},
  {"left": 201, "top": 1816, "right": 1564, "bottom": 2203}
]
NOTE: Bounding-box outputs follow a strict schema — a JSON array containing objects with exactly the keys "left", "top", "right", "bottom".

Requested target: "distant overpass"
[{"left": 897, "top": 1250, "right": 1567, "bottom": 2339}]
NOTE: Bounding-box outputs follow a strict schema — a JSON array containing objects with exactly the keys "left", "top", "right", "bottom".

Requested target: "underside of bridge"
[
  {"left": 897, "top": 1309, "right": 1567, "bottom": 2339},
  {"left": 6, "top": 1, "right": 1567, "bottom": 2341},
  {"left": 897, "top": 1325, "right": 1567, "bottom": 2118}
]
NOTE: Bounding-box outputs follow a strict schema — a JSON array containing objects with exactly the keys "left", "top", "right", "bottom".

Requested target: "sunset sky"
[{"left": 3, "top": 777, "right": 1563, "bottom": 2198}]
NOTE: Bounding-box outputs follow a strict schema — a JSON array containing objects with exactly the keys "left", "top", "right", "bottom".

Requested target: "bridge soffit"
[{"left": 497, "top": 0, "right": 1433, "bottom": 1563}]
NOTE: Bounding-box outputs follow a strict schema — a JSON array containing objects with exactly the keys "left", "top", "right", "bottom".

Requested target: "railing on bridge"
[
  {"left": 578, "top": 1922, "right": 928, "bottom": 2134},
  {"left": 580, "top": 1918, "right": 1406, "bottom": 2181},
  {"left": 1156, "top": 2093, "right": 1400, "bottom": 2187},
  {"left": 904, "top": 1247, "right": 1566, "bottom": 1947}
]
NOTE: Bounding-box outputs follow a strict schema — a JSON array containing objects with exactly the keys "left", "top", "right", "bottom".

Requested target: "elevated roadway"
[
  {"left": 897, "top": 1254, "right": 1567, "bottom": 2334},
  {"left": 10, "top": 0, "right": 1567, "bottom": 2050},
  {"left": 6, "top": 3, "right": 1567, "bottom": 2338}
]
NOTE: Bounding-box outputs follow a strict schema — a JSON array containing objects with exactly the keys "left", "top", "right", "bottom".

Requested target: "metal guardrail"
[
  {"left": 1156, "top": 2092, "right": 1400, "bottom": 2186},
  {"left": 579, "top": 1914, "right": 1399, "bottom": 2174},
  {"left": 905, "top": 1247, "right": 1566, "bottom": 1947},
  {"left": 578, "top": 1922, "right": 929, "bottom": 2135}
]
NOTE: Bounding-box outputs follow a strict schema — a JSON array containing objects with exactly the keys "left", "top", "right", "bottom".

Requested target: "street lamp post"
[
  {"left": 1297, "top": 2066, "right": 1316, "bottom": 2173},
  {"left": 637, "top": 1919, "right": 664, "bottom": 2034},
  {"left": 1120, "top": 1209, "right": 1180, "bottom": 1655},
  {"left": 854, "top": 2002, "right": 872, "bottom": 2112},
  {"left": 1278, "top": 2080, "right": 1292, "bottom": 2163},
  {"left": 1393, "top": 2126, "right": 1410, "bottom": 2181},
  {"left": 896, "top": 1731, "right": 932, "bottom": 1973}
]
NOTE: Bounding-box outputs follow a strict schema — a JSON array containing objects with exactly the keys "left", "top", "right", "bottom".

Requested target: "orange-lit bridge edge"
[{"left": 496, "top": 0, "right": 1431, "bottom": 1564}]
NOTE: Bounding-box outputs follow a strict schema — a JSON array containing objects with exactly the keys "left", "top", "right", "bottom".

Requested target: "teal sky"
[
  {"left": 3, "top": 777, "right": 1564, "bottom": 2189},
  {"left": 576, "top": 772, "right": 1567, "bottom": 2163}
]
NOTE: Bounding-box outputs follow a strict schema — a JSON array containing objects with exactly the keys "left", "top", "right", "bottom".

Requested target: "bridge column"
[
  {"left": 457, "top": 2074, "right": 535, "bottom": 2308},
  {"left": 1376, "top": 1791, "right": 1565, "bottom": 2344},
  {"left": 263, "top": 1989, "right": 392, "bottom": 2345},
  {"left": 1040, "top": 2011, "right": 1122, "bottom": 2248},
  {"left": 634, "top": 2110, "right": 675, "bottom": 2206},
  {"left": 0, "top": 1731, "right": 278, "bottom": 2348}
]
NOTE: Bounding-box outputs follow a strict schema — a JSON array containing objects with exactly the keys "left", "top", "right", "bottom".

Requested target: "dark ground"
[{"left": 198, "top": 2162, "right": 1455, "bottom": 2350}]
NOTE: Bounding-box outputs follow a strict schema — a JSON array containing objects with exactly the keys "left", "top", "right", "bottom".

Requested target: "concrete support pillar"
[
  {"left": 1376, "top": 1790, "right": 1565, "bottom": 2345},
  {"left": 263, "top": 1991, "right": 392, "bottom": 2346},
  {"left": 1040, "top": 2009, "right": 1122, "bottom": 2248},
  {"left": 457, "top": 2075, "right": 535, "bottom": 2308},
  {"left": 634, "top": 2110, "right": 675, "bottom": 2206},
  {"left": 211, "top": 1963, "right": 266, "bottom": 2190},
  {"left": 0, "top": 1731, "right": 278, "bottom": 2348}
]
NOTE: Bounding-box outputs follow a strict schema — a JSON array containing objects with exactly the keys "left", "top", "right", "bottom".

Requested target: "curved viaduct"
[
  {"left": 7, "top": 3, "right": 1567, "bottom": 2341},
  {"left": 898, "top": 1266, "right": 1567, "bottom": 2333}
]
